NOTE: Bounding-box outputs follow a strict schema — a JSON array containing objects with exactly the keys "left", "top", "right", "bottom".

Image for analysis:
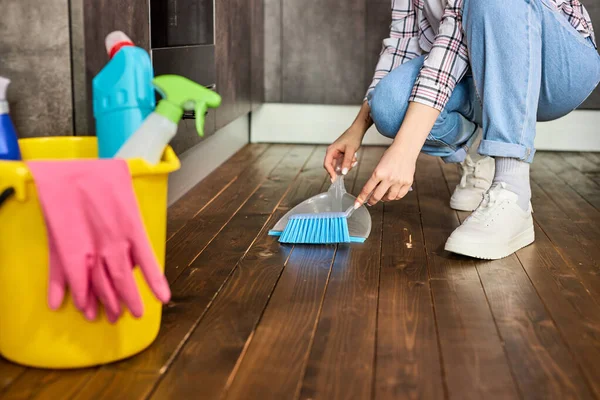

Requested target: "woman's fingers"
[
  {"left": 323, "top": 148, "right": 339, "bottom": 181},
  {"left": 396, "top": 184, "right": 412, "bottom": 200},
  {"left": 370, "top": 181, "right": 391, "bottom": 206},
  {"left": 354, "top": 175, "right": 380, "bottom": 208},
  {"left": 384, "top": 184, "right": 401, "bottom": 202},
  {"left": 341, "top": 147, "right": 356, "bottom": 175}
]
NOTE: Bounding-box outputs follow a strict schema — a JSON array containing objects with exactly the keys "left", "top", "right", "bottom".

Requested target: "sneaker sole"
[
  {"left": 444, "top": 226, "right": 535, "bottom": 260},
  {"left": 449, "top": 198, "right": 480, "bottom": 212}
]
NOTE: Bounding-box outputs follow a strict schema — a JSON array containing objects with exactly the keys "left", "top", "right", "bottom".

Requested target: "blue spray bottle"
[
  {"left": 0, "top": 77, "right": 22, "bottom": 161},
  {"left": 93, "top": 31, "right": 155, "bottom": 158}
]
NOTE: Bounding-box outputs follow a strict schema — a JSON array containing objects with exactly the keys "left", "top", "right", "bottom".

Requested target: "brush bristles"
[{"left": 279, "top": 212, "right": 351, "bottom": 244}]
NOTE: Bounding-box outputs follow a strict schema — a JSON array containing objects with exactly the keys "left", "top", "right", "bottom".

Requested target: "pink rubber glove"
[{"left": 28, "top": 159, "right": 171, "bottom": 323}]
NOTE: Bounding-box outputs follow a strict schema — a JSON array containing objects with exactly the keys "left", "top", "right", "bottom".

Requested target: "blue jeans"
[{"left": 368, "top": 0, "right": 600, "bottom": 163}]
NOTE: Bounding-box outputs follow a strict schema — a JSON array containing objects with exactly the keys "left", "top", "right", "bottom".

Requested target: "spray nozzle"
[{"left": 152, "top": 75, "right": 222, "bottom": 137}]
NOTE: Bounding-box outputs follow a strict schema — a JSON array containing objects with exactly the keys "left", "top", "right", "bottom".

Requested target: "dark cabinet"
[
  {"left": 79, "top": 0, "right": 263, "bottom": 154},
  {"left": 264, "top": 0, "right": 391, "bottom": 104},
  {"left": 266, "top": 0, "right": 600, "bottom": 110},
  {"left": 215, "top": 0, "right": 252, "bottom": 130},
  {"left": 150, "top": 0, "right": 214, "bottom": 47},
  {"left": 581, "top": 0, "right": 600, "bottom": 109}
]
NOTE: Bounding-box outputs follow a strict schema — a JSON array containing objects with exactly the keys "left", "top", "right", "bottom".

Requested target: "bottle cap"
[
  {"left": 105, "top": 31, "right": 134, "bottom": 59},
  {"left": 0, "top": 77, "right": 9, "bottom": 102},
  {"left": 0, "top": 77, "right": 10, "bottom": 114}
]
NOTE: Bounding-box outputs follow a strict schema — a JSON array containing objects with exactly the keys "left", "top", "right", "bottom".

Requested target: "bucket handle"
[{"left": 0, "top": 187, "right": 15, "bottom": 208}]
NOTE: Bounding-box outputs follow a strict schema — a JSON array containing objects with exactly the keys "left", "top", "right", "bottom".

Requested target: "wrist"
[
  {"left": 351, "top": 125, "right": 368, "bottom": 140},
  {"left": 352, "top": 102, "right": 373, "bottom": 134},
  {"left": 389, "top": 138, "right": 420, "bottom": 163},
  {"left": 348, "top": 122, "right": 368, "bottom": 141}
]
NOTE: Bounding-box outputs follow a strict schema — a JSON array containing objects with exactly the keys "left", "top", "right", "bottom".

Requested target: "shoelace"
[
  {"left": 459, "top": 157, "right": 490, "bottom": 190},
  {"left": 469, "top": 182, "right": 506, "bottom": 223},
  {"left": 459, "top": 157, "right": 476, "bottom": 189}
]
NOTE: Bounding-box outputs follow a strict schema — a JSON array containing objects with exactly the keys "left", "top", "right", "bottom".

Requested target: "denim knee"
[
  {"left": 368, "top": 56, "right": 424, "bottom": 138},
  {"left": 463, "top": 0, "right": 502, "bottom": 23},
  {"left": 463, "top": 0, "right": 539, "bottom": 28}
]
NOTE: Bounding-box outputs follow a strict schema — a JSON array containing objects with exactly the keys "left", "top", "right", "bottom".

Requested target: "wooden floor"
[{"left": 2, "top": 145, "right": 600, "bottom": 399}]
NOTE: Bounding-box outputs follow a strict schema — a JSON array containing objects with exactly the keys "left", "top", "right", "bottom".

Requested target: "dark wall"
[
  {"left": 81, "top": 0, "right": 151, "bottom": 136},
  {"left": 78, "top": 0, "right": 264, "bottom": 154},
  {"left": 581, "top": 0, "right": 600, "bottom": 109},
  {"left": 0, "top": 0, "right": 74, "bottom": 137},
  {"left": 265, "top": 0, "right": 389, "bottom": 104},
  {"left": 265, "top": 0, "right": 600, "bottom": 109}
]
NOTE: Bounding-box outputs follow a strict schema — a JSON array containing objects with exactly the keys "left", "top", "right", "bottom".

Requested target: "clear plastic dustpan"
[{"left": 268, "top": 176, "right": 372, "bottom": 243}]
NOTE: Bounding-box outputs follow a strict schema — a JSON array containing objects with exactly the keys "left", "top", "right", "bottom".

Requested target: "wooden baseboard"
[
  {"left": 168, "top": 115, "right": 249, "bottom": 206},
  {"left": 251, "top": 103, "right": 600, "bottom": 151}
]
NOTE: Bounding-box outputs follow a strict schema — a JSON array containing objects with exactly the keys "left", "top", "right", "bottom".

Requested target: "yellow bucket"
[{"left": 0, "top": 137, "right": 180, "bottom": 369}]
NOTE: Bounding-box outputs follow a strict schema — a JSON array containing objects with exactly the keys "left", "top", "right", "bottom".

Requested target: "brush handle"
[{"left": 344, "top": 191, "right": 374, "bottom": 218}]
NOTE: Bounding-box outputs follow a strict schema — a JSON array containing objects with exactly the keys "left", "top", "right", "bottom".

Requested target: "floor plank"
[
  {"left": 581, "top": 152, "right": 600, "bottom": 166},
  {"left": 476, "top": 255, "right": 594, "bottom": 399},
  {"left": 416, "top": 155, "right": 520, "bottom": 399},
  {"left": 517, "top": 223, "right": 600, "bottom": 398},
  {"left": 224, "top": 245, "right": 337, "bottom": 400},
  {"left": 589, "top": 173, "right": 600, "bottom": 187},
  {"left": 530, "top": 156, "right": 600, "bottom": 228},
  {"left": 0, "top": 361, "right": 26, "bottom": 393},
  {"left": 224, "top": 150, "right": 364, "bottom": 400},
  {"left": 297, "top": 147, "right": 385, "bottom": 400},
  {"left": 72, "top": 371, "right": 158, "bottom": 400},
  {"left": 130, "top": 146, "right": 314, "bottom": 370},
  {"left": 529, "top": 179, "right": 600, "bottom": 304},
  {"left": 561, "top": 152, "right": 600, "bottom": 174},
  {"left": 151, "top": 147, "right": 330, "bottom": 399},
  {"left": 165, "top": 144, "right": 293, "bottom": 283},
  {"left": 1, "top": 368, "right": 93, "bottom": 400},
  {"left": 167, "top": 144, "right": 270, "bottom": 240},
  {"left": 439, "top": 158, "right": 595, "bottom": 399},
  {"left": 535, "top": 153, "right": 600, "bottom": 211},
  {"left": 375, "top": 187, "right": 444, "bottom": 399},
  {"left": 416, "top": 157, "right": 480, "bottom": 282}
]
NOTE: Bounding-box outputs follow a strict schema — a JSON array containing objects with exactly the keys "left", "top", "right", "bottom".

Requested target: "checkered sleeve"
[
  {"left": 366, "top": 0, "right": 422, "bottom": 98},
  {"left": 409, "top": 0, "right": 470, "bottom": 111},
  {"left": 565, "top": 0, "right": 597, "bottom": 48}
]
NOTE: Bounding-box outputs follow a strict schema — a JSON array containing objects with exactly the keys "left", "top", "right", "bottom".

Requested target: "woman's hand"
[
  {"left": 324, "top": 127, "right": 362, "bottom": 180},
  {"left": 354, "top": 143, "right": 416, "bottom": 207},
  {"left": 354, "top": 102, "right": 441, "bottom": 208},
  {"left": 324, "top": 101, "right": 373, "bottom": 181}
]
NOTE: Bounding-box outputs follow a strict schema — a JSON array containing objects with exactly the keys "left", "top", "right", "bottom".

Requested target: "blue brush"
[
  {"left": 278, "top": 211, "right": 351, "bottom": 244},
  {"left": 279, "top": 193, "right": 371, "bottom": 244}
]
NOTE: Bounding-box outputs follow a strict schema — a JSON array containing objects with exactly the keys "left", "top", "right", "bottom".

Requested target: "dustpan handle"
[
  {"left": 344, "top": 191, "right": 374, "bottom": 217},
  {"left": 329, "top": 175, "right": 346, "bottom": 212},
  {"left": 0, "top": 187, "right": 15, "bottom": 209}
]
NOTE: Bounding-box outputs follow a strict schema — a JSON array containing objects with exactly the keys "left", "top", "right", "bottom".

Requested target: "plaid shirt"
[{"left": 368, "top": 0, "right": 597, "bottom": 111}]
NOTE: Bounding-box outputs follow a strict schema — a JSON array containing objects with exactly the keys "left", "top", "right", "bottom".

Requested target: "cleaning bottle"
[
  {"left": 115, "top": 75, "right": 221, "bottom": 164},
  {"left": 93, "top": 31, "right": 155, "bottom": 158},
  {"left": 0, "top": 77, "right": 22, "bottom": 161}
]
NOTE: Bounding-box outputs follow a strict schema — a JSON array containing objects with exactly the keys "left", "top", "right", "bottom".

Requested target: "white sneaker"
[
  {"left": 445, "top": 183, "right": 535, "bottom": 260},
  {"left": 450, "top": 155, "right": 495, "bottom": 211}
]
